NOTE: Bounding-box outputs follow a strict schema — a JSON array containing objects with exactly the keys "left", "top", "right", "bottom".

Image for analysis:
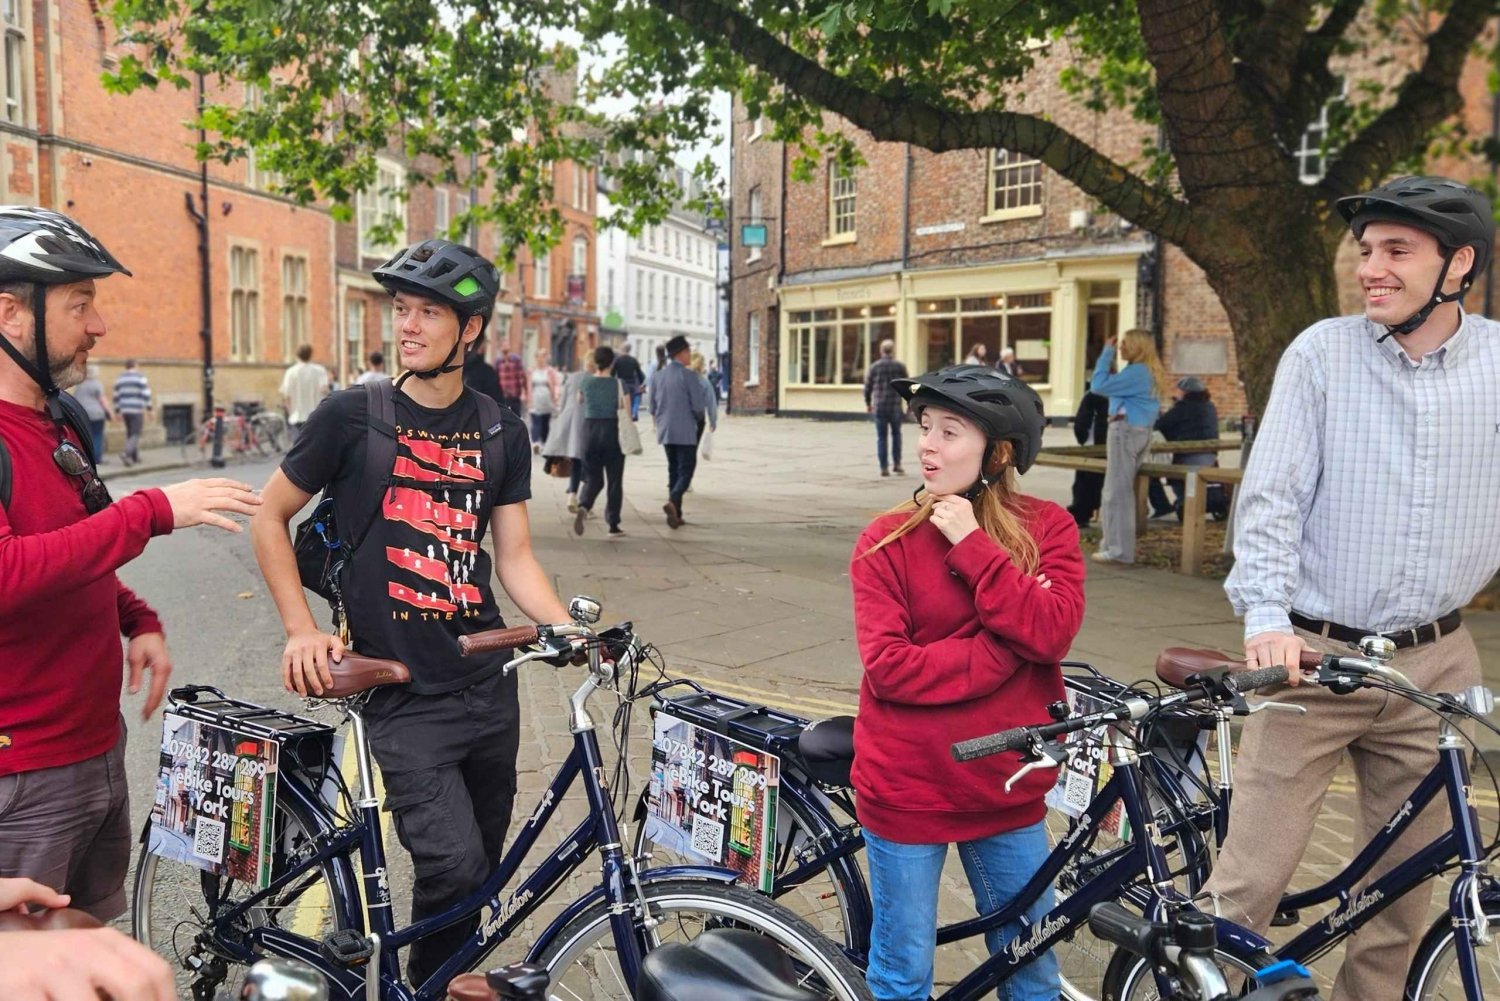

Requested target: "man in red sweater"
[{"left": 0, "top": 207, "right": 259, "bottom": 920}]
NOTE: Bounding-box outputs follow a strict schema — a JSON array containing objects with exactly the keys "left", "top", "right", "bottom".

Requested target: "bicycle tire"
[
  {"left": 536, "top": 878, "right": 872, "bottom": 1000},
  {"left": 1405, "top": 897, "right": 1500, "bottom": 999},
  {"left": 1102, "top": 943, "right": 1262, "bottom": 1000},
  {"left": 132, "top": 792, "right": 353, "bottom": 1000},
  {"left": 632, "top": 786, "right": 859, "bottom": 951}
]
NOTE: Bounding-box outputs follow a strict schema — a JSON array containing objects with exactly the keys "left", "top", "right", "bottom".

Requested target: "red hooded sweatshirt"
[
  {"left": 849, "top": 497, "right": 1085, "bottom": 844},
  {"left": 0, "top": 398, "right": 173, "bottom": 776}
]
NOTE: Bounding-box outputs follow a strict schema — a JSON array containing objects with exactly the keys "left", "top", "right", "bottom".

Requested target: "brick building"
[{"left": 729, "top": 28, "right": 1500, "bottom": 421}]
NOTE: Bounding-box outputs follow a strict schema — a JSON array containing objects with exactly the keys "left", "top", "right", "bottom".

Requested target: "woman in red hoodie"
[{"left": 850, "top": 365, "right": 1085, "bottom": 1001}]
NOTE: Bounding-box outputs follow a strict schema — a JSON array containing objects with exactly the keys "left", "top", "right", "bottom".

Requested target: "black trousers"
[
  {"left": 580, "top": 418, "right": 625, "bottom": 529},
  {"left": 664, "top": 443, "right": 698, "bottom": 514},
  {"left": 363, "top": 670, "right": 521, "bottom": 985},
  {"left": 1068, "top": 470, "right": 1105, "bottom": 527}
]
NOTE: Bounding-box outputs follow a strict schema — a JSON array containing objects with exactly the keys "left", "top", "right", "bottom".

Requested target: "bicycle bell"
[
  {"left": 239, "top": 957, "right": 328, "bottom": 1001},
  {"left": 1356, "top": 635, "right": 1396, "bottom": 664},
  {"left": 569, "top": 595, "right": 602, "bottom": 625}
]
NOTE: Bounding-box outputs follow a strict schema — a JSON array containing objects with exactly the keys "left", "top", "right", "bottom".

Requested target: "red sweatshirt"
[
  {"left": 849, "top": 498, "right": 1085, "bottom": 844},
  {"left": 0, "top": 398, "right": 173, "bottom": 776}
]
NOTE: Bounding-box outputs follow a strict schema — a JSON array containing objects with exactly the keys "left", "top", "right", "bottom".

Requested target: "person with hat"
[
  {"left": 250, "top": 238, "right": 571, "bottom": 985},
  {"left": 647, "top": 334, "right": 708, "bottom": 528},
  {"left": 1207, "top": 176, "right": 1500, "bottom": 997},
  {"left": 848, "top": 364, "right": 1085, "bottom": 1001},
  {"left": 0, "top": 206, "right": 260, "bottom": 920},
  {"left": 1146, "top": 375, "right": 1219, "bottom": 520}
]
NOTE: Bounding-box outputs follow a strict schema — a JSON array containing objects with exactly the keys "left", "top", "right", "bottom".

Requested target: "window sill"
[
  {"left": 743, "top": 378, "right": 760, "bottom": 388},
  {"left": 747, "top": 250, "right": 763, "bottom": 264},
  {"left": 980, "top": 205, "right": 1044, "bottom": 224},
  {"left": 820, "top": 232, "right": 857, "bottom": 247}
]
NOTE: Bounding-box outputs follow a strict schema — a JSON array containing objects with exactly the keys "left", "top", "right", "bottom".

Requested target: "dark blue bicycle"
[{"left": 130, "top": 598, "right": 869, "bottom": 1001}]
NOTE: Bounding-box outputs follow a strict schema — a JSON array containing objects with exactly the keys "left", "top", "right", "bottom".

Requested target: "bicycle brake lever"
[
  {"left": 1005, "top": 742, "right": 1069, "bottom": 794},
  {"left": 1246, "top": 701, "right": 1306, "bottom": 715}
]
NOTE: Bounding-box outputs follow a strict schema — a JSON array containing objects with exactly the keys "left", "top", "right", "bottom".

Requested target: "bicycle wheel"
[
  {"left": 1102, "top": 944, "right": 1260, "bottom": 1000},
  {"left": 537, "top": 877, "right": 872, "bottom": 1000},
  {"left": 132, "top": 794, "right": 352, "bottom": 1000},
  {"left": 1406, "top": 899, "right": 1500, "bottom": 999},
  {"left": 632, "top": 786, "right": 859, "bottom": 950}
]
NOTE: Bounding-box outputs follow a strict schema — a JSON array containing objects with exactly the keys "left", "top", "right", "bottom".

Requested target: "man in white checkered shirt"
[{"left": 1207, "top": 176, "right": 1500, "bottom": 998}]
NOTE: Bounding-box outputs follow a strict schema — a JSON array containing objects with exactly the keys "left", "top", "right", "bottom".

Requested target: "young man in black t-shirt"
[{"left": 250, "top": 239, "right": 571, "bottom": 986}]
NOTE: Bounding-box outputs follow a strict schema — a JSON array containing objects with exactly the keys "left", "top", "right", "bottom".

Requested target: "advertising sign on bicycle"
[
  {"left": 644, "top": 715, "right": 780, "bottom": 893},
  {"left": 1044, "top": 687, "right": 1133, "bottom": 840},
  {"left": 147, "top": 713, "right": 280, "bottom": 888}
]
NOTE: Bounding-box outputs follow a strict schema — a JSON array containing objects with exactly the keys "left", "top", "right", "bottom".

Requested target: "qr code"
[
  {"left": 690, "top": 812, "right": 724, "bottom": 862},
  {"left": 193, "top": 817, "right": 226, "bottom": 864},
  {"left": 1062, "top": 770, "right": 1093, "bottom": 814}
]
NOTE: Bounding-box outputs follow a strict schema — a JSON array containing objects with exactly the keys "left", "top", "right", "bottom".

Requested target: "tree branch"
[
  {"left": 1313, "top": 0, "right": 1363, "bottom": 41},
  {"left": 1319, "top": 0, "right": 1492, "bottom": 204},
  {"left": 1239, "top": 0, "right": 1317, "bottom": 103},
  {"left": 648, "top": 0, "right": 1194, "bottom": 240}
]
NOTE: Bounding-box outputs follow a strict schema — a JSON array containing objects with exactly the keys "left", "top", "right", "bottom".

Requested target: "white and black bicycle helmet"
[
  {"left": 1336, "top": 176, "right": 1494, "bottom": 339},
  {"left": 373, "top": 239, "right": 500, "bottom": 381},
  {"left": 894, "top": 364, "right": 1047, "bottom": 498},
  {"left": 0, "top": 206, "right": 130, "bottom": 412}
]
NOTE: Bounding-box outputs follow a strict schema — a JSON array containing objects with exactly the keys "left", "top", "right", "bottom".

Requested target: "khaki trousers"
[{"left": 1202, "top": 624, "right": 1481, "bottom": 1000}]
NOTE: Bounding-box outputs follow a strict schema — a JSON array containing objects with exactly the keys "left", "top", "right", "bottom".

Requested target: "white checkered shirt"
[{"left": 1225, "top": 310, "right": 1500, "bottom": 641}]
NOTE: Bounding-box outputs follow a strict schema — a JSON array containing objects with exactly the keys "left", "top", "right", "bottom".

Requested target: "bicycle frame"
[{"left": 162, "top": 654, "right": 736, "bottom": 1001}]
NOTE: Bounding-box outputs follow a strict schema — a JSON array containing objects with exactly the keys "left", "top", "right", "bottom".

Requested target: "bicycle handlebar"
[
  {"left": 951, "top": 665, "right": 1289, "bottom": 763},
  {"left": 458, "top": 624, "right": 542, "bottom": 657}
]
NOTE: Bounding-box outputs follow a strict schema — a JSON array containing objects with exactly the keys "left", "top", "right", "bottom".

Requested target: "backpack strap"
[
  {"left": 350, "top": 379, "right": 399, "bottom": 549},
  {"left": 471, "top": 389, "right": 508, "bottom": 504},
  {"left": 0, "top": 435, "right": 10, "bottom": 511},
  {"left": 55, "top": 392, "right": 98, "bottom": 465}
]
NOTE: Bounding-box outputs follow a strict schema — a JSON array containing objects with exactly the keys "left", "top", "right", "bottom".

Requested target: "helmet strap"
[
  {"left": 0, "top": 282, "right": 60, "bottom": 405},
  {"left": 1377, "top": 247, "right": 1468, "bottom": 343},
  {"left": 961, "top": 441, "right": 1000, "bottom": 501}
]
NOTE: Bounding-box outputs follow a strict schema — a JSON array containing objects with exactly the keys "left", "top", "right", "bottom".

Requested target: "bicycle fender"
[{"left": 523, "top": 865, "right": 740, "bottom": 964}]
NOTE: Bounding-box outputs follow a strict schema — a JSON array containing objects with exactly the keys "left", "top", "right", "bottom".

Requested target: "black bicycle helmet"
[
  {"left": 1335, "top": 176, "right": 1494, "bottom": 339},
  {"left": 0, "top": 206, "right": 130, "bottom": 413},
  {"left": 373, "top": 239, "right": 500, "bottom": 381},
  {"left": 894, "top": 364, "right": 1047, "bottom": 497}
]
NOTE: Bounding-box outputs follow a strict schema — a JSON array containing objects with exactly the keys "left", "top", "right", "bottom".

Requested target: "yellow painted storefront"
[{"left": 777, "top": 253, "right": 1141, "bottom": 419}]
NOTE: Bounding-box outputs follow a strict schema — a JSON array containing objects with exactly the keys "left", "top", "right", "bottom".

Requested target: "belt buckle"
[{"left": 1403, "top": 627, "right": 1420, "bottom": 649}]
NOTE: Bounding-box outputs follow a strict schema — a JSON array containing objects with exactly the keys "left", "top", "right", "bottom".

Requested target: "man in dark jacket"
[
  {"left": 1148, "top": 376, "right": 1219, "bottom": 518},
  {"left": 612, "top": 344, "right": 645, "bottom": 420},
  {"left": 463, "top": 350, "right": 504, "bottom": 405},
  {"left": 1066, "top": 384, "right": 1110, "bottom": 528}
]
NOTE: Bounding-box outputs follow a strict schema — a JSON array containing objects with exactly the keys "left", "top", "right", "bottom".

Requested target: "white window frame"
[
  {"left": 746, "top": 311, "right": 761, "bottom": 386},
  {"left": 358, "top": 157, "right": 408, "bottom": 259},
  {"left": 345, "top": 298, "right": 366, "bottom": 381},
  {"left": 2, "top": 0, "right": 30, "bottom": 128},
  {"left": 571, "top": 235, "right": 588, "bottom": 279},
  {"left": 434, "top": 188, "right": 450, "bottom": 236},
  {"left": 379, "top": 302, "right": 394, "bottom": 367},
  {"left": 280, "top": 253, "right": 309, "bottom": 361},
  {"left": 984, "top": 149, "right": 1044, "bottom": 221},
  {"left": 534, "top": 250, "right": 551, "bottom": 300},
  {"left": 1297, "top": 82, "right": 1345, "bottom": 185},
  {"left": 825, "top": 165, "right": 857, "bottom": 244},
  {"left": 228, "top": 244, "right": 260, "bottom": 362}
]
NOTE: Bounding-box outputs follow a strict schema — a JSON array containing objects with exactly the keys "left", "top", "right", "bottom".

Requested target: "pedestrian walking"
[
  {"left": 279, "top": 344, "right": 329, "bottom": 445},
  {"left": 527, "top": 349, "right": 562, "bottom": 455},
  {"left": 572, "top": 346, "right": 627, "bottom": 537},
  {"left": 111, "top": 358, "right": 151, "bottom": 466},
  {"left": 355, "top": 349, "right": 391, "bottom": 385},
  {"left": 648, "top": 334, "right": 707, "bottom": 529},
  {"left": 1065, "top": 382, "right": 1110, "bottom": 528},
  {"left": 996, "top": 346, "right": 1021, "bottom": 378},
  {"left": 69, "top": 362, "right": 112, "bottom": 462},
  {"left": 849, "top": 365, "right": 1083, "bottom": 1001},
  {"left": 1207, "top": 176, "right": 1500, "bottom": 999},
  {"left": 250, "top": 238, "right": 568, "bottom": 987},
  {"left": 0, "top": 206, "right": 259, "bottom": 923},
  {"left": 689, "top": 351, "right": 718, "bottom": 459},
  {"left": 1147, "top": 376, "right": 1219, "bottom": 519},
  {"left": 864, "top": 339, "right": 908, "bottom": 477},
  {"left": 962, "top": 342, "right": 989, "bottom": 366},
  {"left": 542, "top": 366, "right": 589, "bottom": 510},
  {"left": 463, "top": 346, "right": 503, "bottom": 404},
  {"left": 707, "top": 359, "right": 725, "bottom": 400},
  {"left": 612, "top": 343, "right": 645, "bottom": 421},
  {"left": 493, "top": 339, "right": 527, "bottom": 417},
  {"left": 1089, "top": 329, "right": 1168, "bottom": 564}
]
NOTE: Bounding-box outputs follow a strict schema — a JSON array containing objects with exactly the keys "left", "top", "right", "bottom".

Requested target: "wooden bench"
[{"left": 1033, "top": 439, "right": 1245, "bottom": 576}]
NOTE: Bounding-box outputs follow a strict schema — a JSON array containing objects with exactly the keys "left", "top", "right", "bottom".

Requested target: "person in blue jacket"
[{"left": 1089, "top": 329, "right": 1170, "bottom": 564}]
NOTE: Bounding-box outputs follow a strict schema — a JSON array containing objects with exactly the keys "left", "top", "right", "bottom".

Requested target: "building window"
[
  {"left": 786, "top": 304, "right": 896, "bottom": 386},
  {"left": 606, "top": 266, "right": 616, "bottom": 310},
  {"left": 280, "top": 254, "right": 308, "bottom": 360},
  {"left": 571, "top": 236, "right": 588, "bottom": 278},
  {"left": 228, "top": 245, "right": 260, "bottom": 362},
  {"left": 747, "top": 311, "right": 761, "bottom": 385},
  {"left": 434, "top": 188, "right": 450, "bottom": 236},
  {"left": 829, "top": 166, "right": 856, "bottom": 238},
  {"left": 1, "top": 0, "right": 24, "bottom": 127},
  {"left": 358, "top": 158, "right": 407, "bottom": 259},
  {"left": 673, "top": 277, "right": 681, "bottom": 322},
  {"left": 1297, "top": 89, "right": 1344, "bottom": 184},
  {"left": 533, "top": 250, "right": 551, "bottom": 299},
  {"left": 747, "top": 186, "right": 763, "bottom": 263},
  {"left": 242, "top": 86, "right": 283, "bottom": 192},
  {"left": 573, "top": 162, "right": 589, "bottom": 210},
  {"left": 379, "top": 302, "right": 394, "bottom": 367},
  {"left": 915, "top": 293, "right": 1053, "bottom": 384},
  {"left": 345, "top": 298, "right": 366, "bottom": 382},
  {"left": 986, "top": 150, "right": 1043, "bottom": 218},
  {"left": 635, "top": 267, "right": 644, "bottom": 314},
  {"left": 648, "top": 273, "right": 656, "bottom": 316}
]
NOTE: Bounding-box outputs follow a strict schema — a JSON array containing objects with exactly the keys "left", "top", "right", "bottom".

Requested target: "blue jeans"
[
  {"left": 865, "top": 823, "right": 1058, "bottom": 1001},
  {"left": 874, "top": 412, "right": 902, "bottom": 472}
]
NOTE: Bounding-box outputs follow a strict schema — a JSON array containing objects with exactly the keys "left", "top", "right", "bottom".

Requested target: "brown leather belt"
[{"left": 1290, "top": 609, "right": 1462, "bottom": 650}]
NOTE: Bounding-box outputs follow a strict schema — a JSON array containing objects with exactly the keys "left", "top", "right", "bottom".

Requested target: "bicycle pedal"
[
  {"left": 486, "top": 963, "right": 550, "bottom": 1000},
  {"left": 1269, "top": 907, "right": 1300, "bottom": 927},
  {"left": 320, "top": 928, "right": 375, "bottom": 966}
]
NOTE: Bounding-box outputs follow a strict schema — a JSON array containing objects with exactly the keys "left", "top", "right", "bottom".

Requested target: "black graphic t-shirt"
[{"left": 282, "top": 386, "right": 531, "bottom": 693}]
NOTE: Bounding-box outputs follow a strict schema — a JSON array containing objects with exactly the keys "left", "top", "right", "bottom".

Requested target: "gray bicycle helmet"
[
  {"left": 894, "top": 364, "right": 1046, "bottom": 497},
  {"left": 0, "top": 206, "right": 130, "bottom": 412},
  {"left": 373, "top": 239, "right": 500, "bottom": 381},
  {"left": 1335, "top": 176, "right": 1494, "bottom": 339}
]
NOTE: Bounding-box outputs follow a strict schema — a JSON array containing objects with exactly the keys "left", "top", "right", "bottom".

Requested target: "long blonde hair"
[
  {"left": 1118, "top": 329, "right": 1172, "bottom": 402},
  {"left": 860, "top": 440, "right": 1040, "bottom": 574}
]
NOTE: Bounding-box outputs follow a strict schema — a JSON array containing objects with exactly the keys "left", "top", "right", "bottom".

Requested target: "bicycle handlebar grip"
[
  {"left": 1230, "top": 665, "right": 1289, "bottom": 693},
  {"left": 951, "top": 727, "right": 1031, "bottom": 762},
  {"left": 458, "top": 625, "right": 540, "bottom": 658},
  {"left": 1087, "top": 902, "right": 1158, "bottom": 959}
]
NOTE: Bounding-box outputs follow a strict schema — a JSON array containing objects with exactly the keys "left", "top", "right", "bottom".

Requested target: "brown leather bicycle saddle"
[
  {"left": 1155, "top": 647, "right": 1244, "bottom": 689},
  {"left": 322, "top": 654, "right": 412, "bottom": 698}
]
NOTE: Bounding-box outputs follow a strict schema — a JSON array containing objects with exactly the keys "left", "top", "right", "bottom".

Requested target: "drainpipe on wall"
[
  {"left": 900, "top": 144, "right": 912, "bottom": 269},
  {"left": 186, "top": 72, "right": 223, "bottom": 468}
]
